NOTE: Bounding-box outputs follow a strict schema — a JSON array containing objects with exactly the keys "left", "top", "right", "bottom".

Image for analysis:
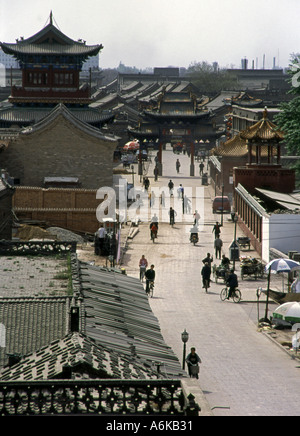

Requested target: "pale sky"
[{"left": 0, "top": 0, "right": 299, "bottom": 70}]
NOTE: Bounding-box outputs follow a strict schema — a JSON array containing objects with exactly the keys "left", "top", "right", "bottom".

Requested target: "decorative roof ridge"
[
  {"left": 240, "top": 107, "right": 284, "bottom": 141},
  {"left": 20, "top": 103, "right": 116, "bottom": 141}
]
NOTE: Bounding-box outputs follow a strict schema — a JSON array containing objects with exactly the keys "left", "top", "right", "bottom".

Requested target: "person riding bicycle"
[
  {"left": 139, "top": 255, "right": 148, "bottom": 281},
  {"left": 221, "top": 254, "right": 230, "bottom": 268},
  {"left": 149, "top": 222, "right": 158, "bottom": 239},
  {"left": 201, "top": 262, "right": 211, "bottom": 289},
  {"left": 226, "top": 268, "right": 238, "bottom": 299},
  {"left": 145, "top": 265, "right": 155, "bottom": 295},
  {"left": 186, "top": 347, "right": 201, "bottom": 379}
]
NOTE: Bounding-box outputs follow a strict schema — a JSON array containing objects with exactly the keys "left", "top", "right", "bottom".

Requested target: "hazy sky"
[{"left": 0, "top": 0, "right": 299, "bottom": 70}]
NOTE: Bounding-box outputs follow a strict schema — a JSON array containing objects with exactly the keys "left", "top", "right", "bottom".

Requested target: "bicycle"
[
  {"left": 203, "top": 278, "right": 210, "bottom": 293},
  {"left": 140, "top": 266, "right": 146, "bottom": 282},
  {"left": 220, "top": 286, "right": 241, "bottom": 303},
  {"left": 151, "top": 229, "right": 157, "bottom": 243},
  {"left": 146, "top": 281, "right": 154, "bottom": 298}
]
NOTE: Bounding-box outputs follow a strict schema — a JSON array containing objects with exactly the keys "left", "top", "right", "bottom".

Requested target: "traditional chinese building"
[
  {"left": 232, "top": 109, "right": 296, "bottom": 257},
  {"left": 129, "top": 88, "right": 222, "bottom": 175},
  {"left": 0, "top": 12, "right": 114, "bottom": 128}
]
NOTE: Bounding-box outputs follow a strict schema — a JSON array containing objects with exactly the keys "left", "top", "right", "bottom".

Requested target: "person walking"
[
  {"left": 154, "top": 165, "right": 158, "bottom": 181},
  {"left": 212, "top": 222, "right": 221, "bottom": 239},
  {"left": 201, "top": 262, "right": 211, "bottom": 290},
  {"left": 168, "top": 179, "right": 174, "bottom": 196},
  {"left": 176, "top": 159, "right": 181, "bottom": 173},
  {"left": 193, "top": 210, "right": 200, "bottom": 226},
  {"left": 143, "top": 177, "right": 150, "bottom": 191},
  {"left": 168, "top": 207, "right": 177, "bottom": 225},
  {"left": 177, "top": 184, "right": 184, "bottom": 199},
  {"left": 199, "top": 162, "right": 204, "bottom": 176},
  {"left": 186, "top": 347, "right": 202, "bottom": 379},
  {"left": 214, "top": 236, "right": 223, "bottom": 259}
]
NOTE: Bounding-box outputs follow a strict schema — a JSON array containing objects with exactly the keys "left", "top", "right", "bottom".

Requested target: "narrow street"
[{"left": 121, "top": 146, "right": 300, "bottom": 416}]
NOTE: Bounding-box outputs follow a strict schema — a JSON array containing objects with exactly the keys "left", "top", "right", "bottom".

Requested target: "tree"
[
  {"left": 274, "top": 54, "right": 300, "bottom": 183},
  {"left": 186, "top": 61, "right": 238, "bottom": 94}
]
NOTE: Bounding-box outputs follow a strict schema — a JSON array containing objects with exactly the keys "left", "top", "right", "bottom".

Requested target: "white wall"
[{"left": 263, "top": 214, "right": 300, "bottom": 262}]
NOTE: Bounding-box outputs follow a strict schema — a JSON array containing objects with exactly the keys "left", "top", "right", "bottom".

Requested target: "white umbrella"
[
  {"left": 263, "top": 258, "right": 300, "bottom": 323},
  {"left": 265, "top": 258, "right": 300, "bottom": 274},
  {"left": 273, "top": 302, "right": 300, "bottom": 325}
]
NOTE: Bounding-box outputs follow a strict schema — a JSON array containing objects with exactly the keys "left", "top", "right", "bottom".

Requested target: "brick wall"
[
  {"left": 1, "top": 114, "right": 117, "bottom": 190},
  {"left": 13, "top": 186, "right": 102, "bottom": 234}
]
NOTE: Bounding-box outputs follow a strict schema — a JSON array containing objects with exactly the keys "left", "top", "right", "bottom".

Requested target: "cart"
[
  {"left": 213, "top": 264, "right": 230, "bottom": 283},
  {"left": 237, "top": 236, "right": 251, "bottom": 250},
  {"left": 240, "top": 257, "right": 264, "bottom": 280}
]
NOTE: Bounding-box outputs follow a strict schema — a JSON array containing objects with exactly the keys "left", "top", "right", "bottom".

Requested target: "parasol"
[
  {"left": 123, "top": 141, "right": 140, "bottom": 151},
  {"left": 263, "top": 258, "right": 300, "bottom": 323},
  {"left": 273, "top": 302, "right": 300, "bottom": 326}
]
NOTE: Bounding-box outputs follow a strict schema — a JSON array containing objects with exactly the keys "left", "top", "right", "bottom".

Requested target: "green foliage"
[{"left": 186, "top": 61, "right": 238, "bottom": 94}]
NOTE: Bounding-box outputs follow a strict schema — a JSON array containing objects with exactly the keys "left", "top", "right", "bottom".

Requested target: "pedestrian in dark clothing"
[
  {"left": 212, "top": 222, "right": 221, "bottom": 238},
  {"left": 201, "top": 262, "right": 211, "bottom": 289},
  {"left": 214, "top": 237, "right": 223, "bottom": 259},
  {"left": 202, "top": 253, "right": 213, "bottom": 267},
  {"left": 168, "top": 180, "right": 174, "bottom": 196},
  {"left": 144, "top": 177, "right": 150, "bottom": 191},
  {"left": 186, "top": 347, "right": 201, "bottom": 379},
  {"left": 145, "top": 265, "right": 155, "bottom": 294}
]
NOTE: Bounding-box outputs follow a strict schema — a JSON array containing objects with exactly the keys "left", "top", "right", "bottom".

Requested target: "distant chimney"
[
  {"left": 70, "top": 306, "right": 80, "bottom": 332},
  {"left": 241, "top": 58, "right": 248, "bottom": 70}
]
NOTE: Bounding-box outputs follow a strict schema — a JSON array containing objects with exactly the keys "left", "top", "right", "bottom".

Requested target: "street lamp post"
[
  {"left": 233, "top": 214, "right": 238, "bottom": 271},
  {"left": 181, "top": 329, "right": 189, "bottom": 370},
  {"left": 221, "top": 183, "right": 224, "bottom": 226},
  {"left": 131, "top": 165, "right": 134, "bottom": 186}
]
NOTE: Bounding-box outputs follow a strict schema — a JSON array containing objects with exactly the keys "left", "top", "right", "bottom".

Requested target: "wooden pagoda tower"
[{"left": 0, "top": 12, "right": 102, "bottom": 107}]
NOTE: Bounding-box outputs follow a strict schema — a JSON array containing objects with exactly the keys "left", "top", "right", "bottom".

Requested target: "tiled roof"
[
  {"left": 240, "top": 108, "right": 284, "bottom": 141},
  {"left": 0, "top": 332, "right": 161, "bottom": 381},
  {"left": 0, "top": 297, "right": 71, "bottom": 368},
  {"left": 19, "top": 104, "right": 116, "bottom": 142},
  {"left": 213, "top": 133, "right": 275, "bottom": 157},
  {"left": 79, "top": 263, "right": 185, "bottom": 378},
  {"left": 0, "top": 105, "right": 114, "bottom": 127},
  {"left": 0, "top": 21, "right": 102, "bottom": 58},
  {"left": 0, "top": 256, "right": 184, "bottom": 380},
  {"left": 212, "top": 135, "right": 248, "bottom": 157}
]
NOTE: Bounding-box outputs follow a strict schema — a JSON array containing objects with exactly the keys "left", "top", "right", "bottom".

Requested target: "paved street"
[{"left": 121, "top": 146, "right": 300, "bottom": 416}]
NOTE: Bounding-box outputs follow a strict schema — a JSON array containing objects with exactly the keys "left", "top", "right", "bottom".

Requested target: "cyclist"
[
  {"left": 145, "top": 265, "right": 155, "bottom": 295},
  {"left": 226, "top": 268, "right": 238, "bottom": 299},
  {"left": 201, "top": 262, "right": 211, "bottom": 290},
  {"left": 186, "top": 347, "right": 201, "bottom": 379},
  {"left": 150, "top": 222, "right": 158, "bottom": 240},
  {"left": 139, "top": 255, "right": 148, "bottom": 281}
]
